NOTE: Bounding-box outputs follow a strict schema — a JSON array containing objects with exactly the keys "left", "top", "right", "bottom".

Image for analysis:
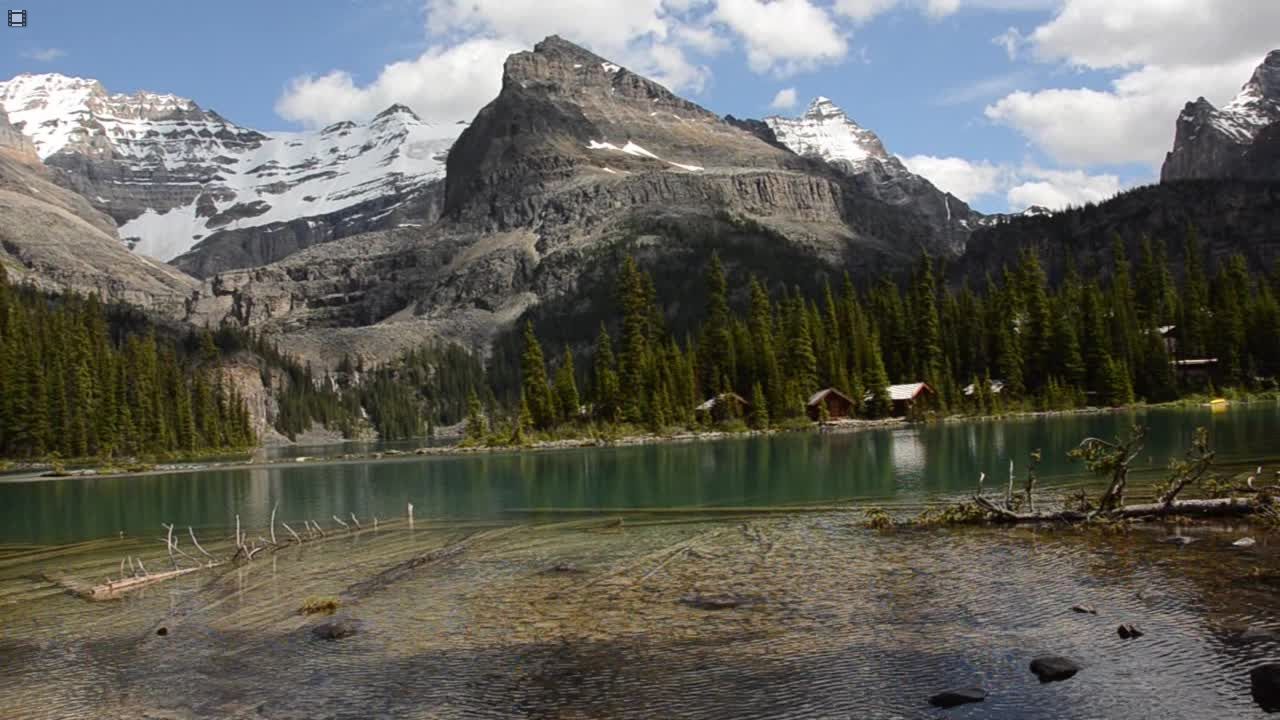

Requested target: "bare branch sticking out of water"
[{"left": 333, "top": 515, "right": 350, "bottom": 531}]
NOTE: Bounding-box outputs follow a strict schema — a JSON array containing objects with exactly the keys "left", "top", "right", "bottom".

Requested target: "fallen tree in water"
[
  {"left": 962, "top": 426, "right": 1277, "bottom": 525},
  {"left": 48, "top": 504, "right": 398, "bottom": 602}
]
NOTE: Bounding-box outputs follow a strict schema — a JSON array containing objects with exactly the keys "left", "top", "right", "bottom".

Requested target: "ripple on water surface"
[{"left": 0, "top": 517, "right": 1277, "bottom": 719}]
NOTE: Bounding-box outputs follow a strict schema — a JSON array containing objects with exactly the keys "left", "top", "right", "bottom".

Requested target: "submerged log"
[{"left": 973, "top": 496, "right": 1260, "bottom": 524}]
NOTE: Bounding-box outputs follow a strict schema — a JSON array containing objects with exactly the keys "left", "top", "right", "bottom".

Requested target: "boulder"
[
  {"left": 1234, "top": 537, "right": 1257, "bottom": 548},
  {"left": 928, "top": 688, "right": 986, "bottom": 708},
  {"left": 1071, "top": 604, "right": 1098, "bottom": 615},
  {"left": 1117, "top": 624, "right": 1144, "bottom": 639},
  {"left": 1251, "top": 663, "right": 1280, "bottom": 712},
  {"left": 1030, "top": 656, "right": 1080, "bottom": 683},
  {"left": 1232, "top": 626, "right": 1278, "bottom": 644},
  {"left": 312, "top": 619, "right": 358, "bottom": 641}
]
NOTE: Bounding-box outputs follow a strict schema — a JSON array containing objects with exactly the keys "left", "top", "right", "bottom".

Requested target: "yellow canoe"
[{"left": 1207, "top": 398, "right": 1229, "bottom": 411}]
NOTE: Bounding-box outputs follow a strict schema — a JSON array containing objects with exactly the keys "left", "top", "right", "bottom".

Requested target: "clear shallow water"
[
  {"left": 1, "top": 405, "right": 1279, "bottom": 718},
  {"left": 2, "top": 404, "right": 1279, "bottom": 545},
  {"left": 0, "top": 517, "right": 1277, "bottom": 719}
]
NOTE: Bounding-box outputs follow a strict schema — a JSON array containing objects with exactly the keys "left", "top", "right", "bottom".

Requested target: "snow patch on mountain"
[{"left": 586, "top": 139, "right": 703, "bottom": 172}]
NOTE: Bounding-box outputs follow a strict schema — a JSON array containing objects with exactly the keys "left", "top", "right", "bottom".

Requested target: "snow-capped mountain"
[
  {"left": 0, "top": 73, "right": 463, "bottom": 273},
  {"left": 1162, "top": 50, "right": 1280, "bottom": 181},
  {"left": 764, "top": 96, "right": 890, "bottom": 172},
  {"left": 763, "top": 96, "right": 980, "bottom": 249}
]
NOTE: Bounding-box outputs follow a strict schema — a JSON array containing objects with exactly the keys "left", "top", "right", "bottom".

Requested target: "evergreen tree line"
[
  {"left": 275, "top": 342, "right": 493, "bottom": 442},
  {"left": 0, "top": 268, "right": 255, "bottom": 459},
  {"left": 504, "top": 227, "right": 1280, "bottom": 436}
]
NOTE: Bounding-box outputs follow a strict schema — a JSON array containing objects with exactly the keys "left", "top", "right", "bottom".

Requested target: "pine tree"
[
  {"left": 554, "top": 347, "right": 581, "bottom": 424},
  {"left": 749, "top": 381, "right": 769, "bottom": 429},
  {"left": 591, "top": 324, "right": 620, "bottom": 422},
  {"left": 618, "top": 258, "right": 652, "bottom": 422},
  {"left": 862, "top": 329, "right": 893, "bottom": 418},
  {"left": 520, "top": 320, "right": 555, "bottom": 430}
]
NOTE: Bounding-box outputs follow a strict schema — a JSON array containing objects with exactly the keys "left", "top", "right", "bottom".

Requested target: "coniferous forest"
[
  {"left": 488, "top": 227, "right": 1280, "bottom": 441},
  {"left": 5, "top": 224, "right": 1280, "bottom": 457},
  {"left": 0, "top": 267, "right": 255, "bottom": 460}
]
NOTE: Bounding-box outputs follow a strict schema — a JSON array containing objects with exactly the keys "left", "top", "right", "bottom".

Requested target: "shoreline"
[{"left": 1, "top": 398, "right": 1272, "bottom": 483}]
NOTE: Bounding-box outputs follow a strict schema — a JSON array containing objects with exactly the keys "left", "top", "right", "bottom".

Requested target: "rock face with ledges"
[
  {"left": 1162, "top": 50, "right": 1280, "bottom": 181},
  {"left": 0, "top": 108, "right": 195, "bottom": 314},
  {"left": 187, "top": 36, "right": 976, "bottom": 367},
  {"left": 764, "top": 96, "right": 979, "bottom": 253}
]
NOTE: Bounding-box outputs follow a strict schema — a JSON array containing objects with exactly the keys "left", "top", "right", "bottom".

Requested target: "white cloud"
[
  {"left": 1007, "top": 167, "right": 1121, "bottom": 209},
  {"left": 832, "top": 0, "right": 900, "bottom": 23},
  {"left": 986, "top": 0, "right": 1279, "bottom": 170},
  {"left": 21, "top": 48, "right": 66, "bottom": 62},
  {"left": 714, "top": 0, "right": 848, "bottom": 76},
  {"left": 986, "top": 57, "right": 1261, "bottom": 167},
  {"left": 276, "top": 37, "right": 520, "bottom": 127},
  {"left": 1029, "top": 0, "right": 1280, "bottom": 70},
  {"left": 899, "top": 154, "right": 1122, "bottom": 210},
  {"left": 900, "top": 154, "right": 1007, "bottom": 202},
  {"left": 924, "top": 0, "right": 961, "bottom": 17},
  {"left": 426, "top": 0, "right": 672, "bottom": 54},
  {"left": 991, "top": 27, "right": 1022, "bottom": 60},
  {"left": 770, "top": 87, "right": 798, "bottom": 109}
]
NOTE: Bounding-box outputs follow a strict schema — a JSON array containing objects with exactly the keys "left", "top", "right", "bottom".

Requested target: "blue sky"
[{"left": 3, "top": 1, "right": 1276, "bottom": 213}]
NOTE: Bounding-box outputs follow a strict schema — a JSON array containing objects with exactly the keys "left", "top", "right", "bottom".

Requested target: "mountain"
[
  {"left": 763, "top": 96, "right": 980, "bottom": 250},
  {"left": 0, "top": 106, "right": 195, "bottom": 312},
  {"left": 1162, "top": 50, "right": 1280, "bottom": 181},
  {"left": 186, "top": 36, "right": 966, "bottom": 367},
  {"left": 955, "top": 179, "right": 1280, "bottom": 287},
  {"left": 0, "top": 73, "right": 461, "bottom": 276}
]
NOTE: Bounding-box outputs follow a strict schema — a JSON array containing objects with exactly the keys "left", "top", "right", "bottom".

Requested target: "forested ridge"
[{"left": 484, "top": 225, "right": 1280, "bottom": 441}]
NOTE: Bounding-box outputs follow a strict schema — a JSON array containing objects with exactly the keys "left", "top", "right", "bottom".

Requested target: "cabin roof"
[
  {"left": 806, "top": 387, "right": 855, "bottom": 406},
  {"left": 863, "top": 382, "right": 933, "bottom": 403},
  {"left": 695, "top": 392, "right": 750, "bottom": 411}
]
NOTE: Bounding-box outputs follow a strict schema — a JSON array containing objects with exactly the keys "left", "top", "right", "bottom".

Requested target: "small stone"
[
  {"left": 1162, "top": 535, "right": 1197, "bottom": 546},
  {"left": 1030, "top": 656, "right": 1080, "bottom": 683},
  {"left": 1252, "top": 663, "right": 1280, "bottom": 712},
  {"left": 1234, "top": 537, "right": 1257, "bottom": 548},
  {"left": 156, "top": 627, "right": 168, "bottom": 637},
  {"left": 928, "top": 688, "right": 986, "bottom": 708},
  {"left": 312, "top": 619, "right": 358, "bottom": 641},
  {"left": 547, "top": 562, "right": 581, "bottom": 574},
  {"left": 679, "top": 593, "right": 754, "bottom": 610},
  {"left": 1117, "top": 623, "right": 1144, "bottom": 639},
  {"left": 1071, "top": 604, "right": 1098, "bottom": 615}
]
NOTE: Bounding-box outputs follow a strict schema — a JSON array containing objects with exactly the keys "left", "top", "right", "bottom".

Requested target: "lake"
[
  {"left": 1, "top": 405, "right": 1279, "bottom": 719},
  {"left": 1, "top": 404, "right": 1278, "bottom": 545}
]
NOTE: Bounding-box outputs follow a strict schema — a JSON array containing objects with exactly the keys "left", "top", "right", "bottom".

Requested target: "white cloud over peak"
[
  {"left": 275, "top": 37, "right": 520, "bottom": 128},
  {"left": 714, "top": 0, "right": 848, "bottom": 76},
  {"left": 770, "top": 87, "right": 798, "bottom": 109},
  {"left": 900, "top": 154, "right": 1122, "bottom": 211},
  {"left": 21, "top": 48, "right": 66, "bottom": 62},
  {"left": 986, "top": 0, "right": 1278, "bottom": 170}
]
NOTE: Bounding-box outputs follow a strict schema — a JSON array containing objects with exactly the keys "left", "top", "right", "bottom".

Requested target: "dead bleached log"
[{"left": 973, "top": 496, "right": 1260, "bottom": 524}]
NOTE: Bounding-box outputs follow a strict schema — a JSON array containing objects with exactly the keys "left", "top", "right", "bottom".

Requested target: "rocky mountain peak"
[
  {"left": 764, "top": 96, "right": 889, "bottom": 167},
  {"left": 1162, "top": 49, "right": 1280, "bottom": 181},
  {"left": 1245, "top": 49, "right": 1280, "bottom": 99},
  {"left": 373, "top": 103, "right": 422, "bottom": 122}
]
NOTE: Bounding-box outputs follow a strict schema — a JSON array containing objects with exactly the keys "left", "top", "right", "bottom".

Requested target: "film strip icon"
[{"left": 7, "top": 9, "right": 26, "bottom": 27}]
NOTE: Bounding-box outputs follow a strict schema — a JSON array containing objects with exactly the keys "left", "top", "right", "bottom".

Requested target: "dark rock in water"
[
  {"left": 156, "top": 627, "right": 168, "bottom": 637},
  {"left": 679, "top": 593, "right": 756, "bottom": 610},
  {"left": 1252, "top": 663, "right": 1280, "bottom": 712},
  {"left": 1117, "top": 624, "right": 1145, "bottom": 639},
  {"left": 1162, "top": 535, "right": 1197, "bottom": 546},
  {"left": 928, "top": 688, "right": 987, "bottom": 708},
  {"left": 1030, "top": 656, "right": 1080, "bottom": 683},
  {"left": 546, "top": 562, "right": 582, "bottom": 574},
  {"left": 1071, "top": 604, "right": 1098, "bottom": 615},
  {"left": 312, "top": 620, "right": 358, "bottom": 641}
]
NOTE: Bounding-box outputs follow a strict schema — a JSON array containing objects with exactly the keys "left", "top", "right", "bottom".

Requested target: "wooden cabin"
[
  {"left": 695, "top": 392, "right": 750, "bottom": 422},
  {"left": 865, "top": 382, "right": 935, "bottom": 417},
  {"left": 806, "top": 388, "right": 856, "bottom": 421}
]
